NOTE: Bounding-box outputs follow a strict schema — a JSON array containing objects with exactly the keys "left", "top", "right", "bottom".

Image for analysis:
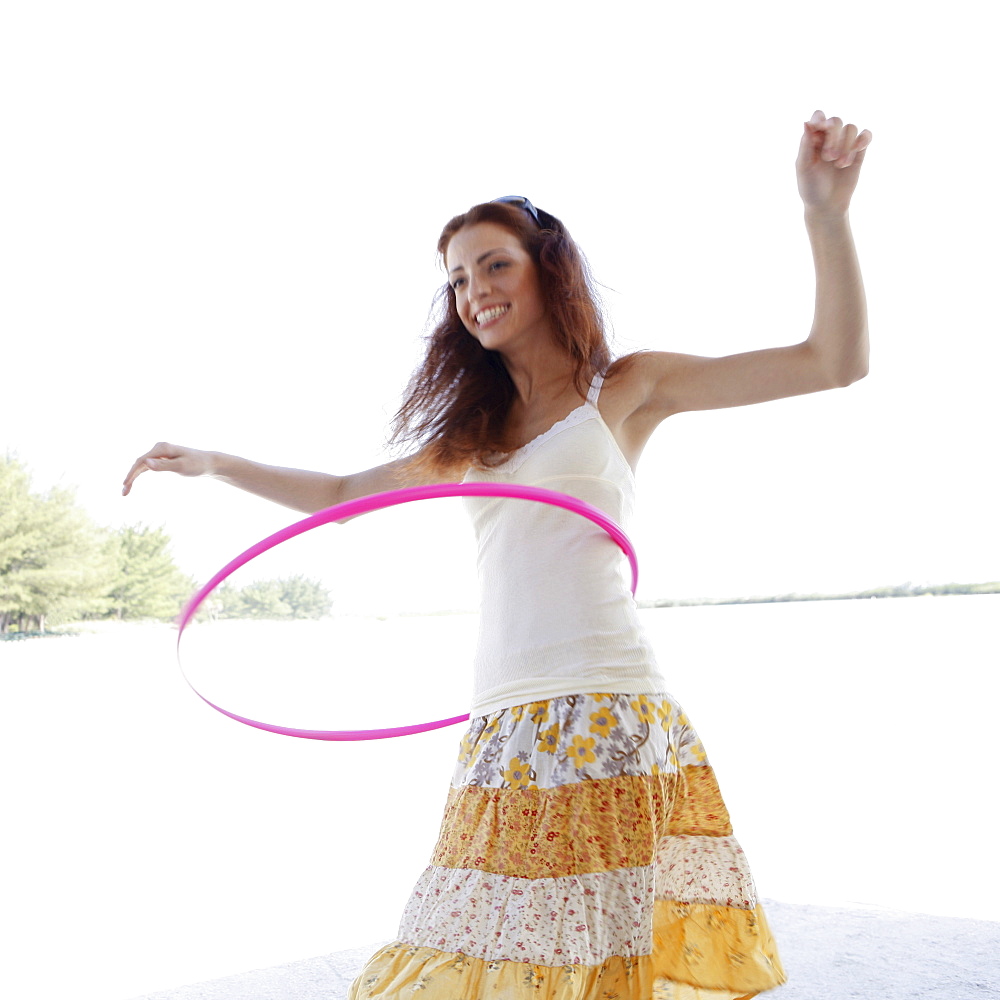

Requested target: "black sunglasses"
[{"left": 492, "top": 195, "right": 546, "bottom": 228}]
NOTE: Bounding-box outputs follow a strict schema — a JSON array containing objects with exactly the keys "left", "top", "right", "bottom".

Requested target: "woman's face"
[{"left": 445, "top": 222, "right": 551, "bottom": 353}]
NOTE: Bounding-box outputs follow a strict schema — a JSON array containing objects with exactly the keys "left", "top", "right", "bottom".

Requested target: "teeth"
[{"left": 476, "top": 305, "right": 509, "bottom": 325}]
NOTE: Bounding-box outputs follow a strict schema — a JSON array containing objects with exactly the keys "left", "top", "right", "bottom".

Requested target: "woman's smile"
[{"left": 475, "top": 303, "right": 510, "bottom": 328}]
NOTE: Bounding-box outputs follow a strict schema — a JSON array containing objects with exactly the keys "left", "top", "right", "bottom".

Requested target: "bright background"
[{"left": 2, "top": 0, "right": 996, "bottom": 603}]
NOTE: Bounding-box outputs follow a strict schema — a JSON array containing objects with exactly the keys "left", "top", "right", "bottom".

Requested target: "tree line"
[
  {"left": 642, "top": 579, "right": 1000, "bottom": 609},
  {"left": 1, "top": 455, "right": 331, "bottom": 634}
]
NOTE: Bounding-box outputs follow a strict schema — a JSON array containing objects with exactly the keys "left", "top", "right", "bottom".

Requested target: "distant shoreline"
[
  {"left": 3, "top": 584, "right": 997, "bottom": 639},
  {"left": 639, "top": 581, "right": 1000, "bottom": 608}
]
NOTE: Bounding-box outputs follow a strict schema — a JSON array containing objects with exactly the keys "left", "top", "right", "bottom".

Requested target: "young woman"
[{"left": 123, "top": 110, "right": 871, "bottom": 999}]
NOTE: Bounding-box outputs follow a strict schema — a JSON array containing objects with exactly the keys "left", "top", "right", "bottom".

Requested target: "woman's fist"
[{"left": 796, "top": 109, "right": 873, "bottom": 215}]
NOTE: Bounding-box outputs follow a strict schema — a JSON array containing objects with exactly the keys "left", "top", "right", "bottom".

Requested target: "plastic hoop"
[{"left": 177, "top": 482, "right": 638, "bottom": 741}]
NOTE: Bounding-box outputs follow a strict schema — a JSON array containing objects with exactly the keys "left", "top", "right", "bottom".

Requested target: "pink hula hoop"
[{"left": 177, "top": 482, "right": 639, "bottom": 741}]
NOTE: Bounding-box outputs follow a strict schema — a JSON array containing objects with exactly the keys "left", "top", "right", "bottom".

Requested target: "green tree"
[
  {"left": 1, "top": 457, "right": 115, "bottom": 631},
  {"left": 278, "top": 575, "right": 332, "bottom": 619},
  {"left": 213, "top": 575, "right": 332, "bottom": 620},
  {"left": 104, "top": 524, "right": 195, "bottom": 621},
  {"left": 205, "top": 581, "right": 244, "bottom": 620},
  {"left": 0, "top": 457, "right": 39, "bottom": 631},
  {"left": 235, "top": 579, "right": 292, "bottom": 619}
]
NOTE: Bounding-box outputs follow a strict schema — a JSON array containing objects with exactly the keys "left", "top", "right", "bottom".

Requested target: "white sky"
[{"left": 2, "top": 1, "right": 997, "bottom": 608}]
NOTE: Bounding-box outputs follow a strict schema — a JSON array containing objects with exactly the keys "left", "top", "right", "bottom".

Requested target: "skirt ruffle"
[{"left": 348, "top": 692, "right": 785, "bottom": 999}]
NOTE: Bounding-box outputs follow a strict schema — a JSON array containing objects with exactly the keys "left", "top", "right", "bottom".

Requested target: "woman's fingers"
[
  {"left": 121, "top": 458, "right": 148, "bottom": 495},
  {"left": 827, "top": 121, "right": 856, "bottom": 162},
  {"left": 831, "top": 126, "right": 872, "bottom": 168},
  {"left": 121, "top": 441, "right": 195, "bottom": 495},
  {"left": 849, "top": 128, "right": 874, "bottom": 164},
  {"left": 819, "top": 117, "right": 847, "bottom": 160},
  {"left": 803, "top": 111, "right": 873, "bottom": 169},
  {"left": 122, "top": 447, "right": 156, "bottom": 495}
]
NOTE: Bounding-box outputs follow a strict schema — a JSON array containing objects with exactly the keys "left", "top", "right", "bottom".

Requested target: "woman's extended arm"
[
  {"left": 121, "top": 442, "right": 444, "bottom": 513},
  {"left": 619, "top": 110, "right": 872, "bottom": 431}
]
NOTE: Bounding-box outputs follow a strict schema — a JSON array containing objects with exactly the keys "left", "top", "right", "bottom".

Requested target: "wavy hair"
[{"left": 390, "top": 200, "right": 617, "bottom": 478}]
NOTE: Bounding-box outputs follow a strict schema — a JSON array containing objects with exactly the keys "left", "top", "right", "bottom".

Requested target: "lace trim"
[{"left": 495, "top": 403, "right": 596, "bottom": 472}]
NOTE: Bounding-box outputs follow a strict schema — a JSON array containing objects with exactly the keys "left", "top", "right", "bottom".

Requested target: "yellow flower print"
[
  {"left": 687, "top": 741, "right": 708, "bottom": 764},
  {"left": 528, "top": 701, "right": 550, "bottom": 725},
  {"left": 537, "top": 723, "right": 560, "bottom": 754},
  {"left": 503, "top": 757, "right": 535, "bottom": 790},
  {"left": 566, "top": 735, "right": 597, "bottom": 769},
  {"left": 510, "top": 704, "right": 527, "bottom": 721},
  {"left": 658, "top": 700, "right": 675, "bottom": 730},
  {"left": 522, "top": 968, "right": 545, "bottom": 987},
  {"left": 591, "top": 693, "right": 612, "bottom": 702},
  {"left": 458, "top": 730, "right": 487, "bottom": 767},
  {"left": 457, "top": 735, "right": 476, "bottom": 764},
  {"left": 589, "top": 710, "right": 618, "bottom": 738},
  {"left": 631, "top": 695, "right": 657, "bottom": 726}
]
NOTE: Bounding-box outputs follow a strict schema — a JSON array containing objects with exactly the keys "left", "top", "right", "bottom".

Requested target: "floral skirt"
[{"left": 347, "top": 692, "right": 786, "bottom": 999}]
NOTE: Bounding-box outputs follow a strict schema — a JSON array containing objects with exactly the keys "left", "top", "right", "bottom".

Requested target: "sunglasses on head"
[{"left": 492, "top": 195, "right": 547, "bottom": 228}]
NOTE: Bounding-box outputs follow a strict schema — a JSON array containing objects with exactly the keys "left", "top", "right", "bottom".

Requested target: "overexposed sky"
[{"left": 2, "top": 1, "right": 996, "bottom": 607}]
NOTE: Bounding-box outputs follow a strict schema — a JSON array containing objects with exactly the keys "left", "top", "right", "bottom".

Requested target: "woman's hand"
[
  {"left": 122, "top": 441, "right": 214, "bottom": 496},
  {"left": 796, "top": 109, "right": 872, "bottom": 216}
]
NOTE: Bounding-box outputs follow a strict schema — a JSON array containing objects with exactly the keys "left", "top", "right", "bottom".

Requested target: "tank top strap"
[{"left": 586, "top": 372, "right": 605, "bottom": 407}]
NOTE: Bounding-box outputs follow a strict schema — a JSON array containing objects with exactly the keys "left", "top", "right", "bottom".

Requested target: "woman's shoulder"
[
  {"left": 602, "top": 351, "right": 660, "bottom": 414},
  {"left": 599, "top": 352, "right": 680, "bottom": 467}
]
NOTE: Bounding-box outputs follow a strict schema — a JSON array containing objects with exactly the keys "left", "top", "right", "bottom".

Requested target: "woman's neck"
[{"left": 500, "top": 343, "right": 577, "bottom": 407}]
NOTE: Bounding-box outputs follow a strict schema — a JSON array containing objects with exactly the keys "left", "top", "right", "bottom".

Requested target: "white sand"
[
  {"left": 129, "top": 900, "right": 999, "bottom": 999},
  {"left": 3, "top": 610, "right": 998, "bottom": 999}
]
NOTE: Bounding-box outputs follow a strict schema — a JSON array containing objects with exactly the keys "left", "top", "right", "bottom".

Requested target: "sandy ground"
[
  {"left": 129, "top": 900, "right": 999, "bottom": 999},
  {"left": 4, "top": 612, "right": 998, "bottom": 999}
]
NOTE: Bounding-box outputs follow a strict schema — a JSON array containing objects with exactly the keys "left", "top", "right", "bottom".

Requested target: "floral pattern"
[
  {"left": 352, "top": 943, "right": 656, "bottom": 1000},
  {"left": 454, "top": 692, "right": 710, "bottom": 790},
  {"left": 655, "top": 835, "right": 758, "bottom": 909},
  {"left": 347, "top": 693, "right": 785, "bottom": 1000},
  {"left": 652, "top": 899, "right": 785, "bottom": 995},
  {"left": 432, "top": 773, "right": 678, "bottom": 879},
  {"left": 400, "top": 865, "right": 656, "bottom": 965}
]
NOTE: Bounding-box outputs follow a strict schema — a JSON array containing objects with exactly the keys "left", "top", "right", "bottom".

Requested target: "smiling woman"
[
  {"left": 389, "top": 199, "right": 615, "bottom": 480},
  {"left": 122, "top": 111, "right": 872, "bottom": 1000}
]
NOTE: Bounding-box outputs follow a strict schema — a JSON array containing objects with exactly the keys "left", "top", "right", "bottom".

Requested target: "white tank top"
[{"left": 463, "top": 374, "right": 666, "bottom": 717}]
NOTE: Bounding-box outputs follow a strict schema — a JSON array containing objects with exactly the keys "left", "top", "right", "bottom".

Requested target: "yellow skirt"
[{"left": 348, "top": 692, "right": 786, "bottom": 999}]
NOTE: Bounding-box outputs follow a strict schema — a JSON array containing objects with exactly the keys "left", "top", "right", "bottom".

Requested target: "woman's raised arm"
[
  {"left": 619, "top": 110, "right": 872, "bottom": 433},
  {"left": 121, "top": 442, "right": 447, "bottom": 513}
]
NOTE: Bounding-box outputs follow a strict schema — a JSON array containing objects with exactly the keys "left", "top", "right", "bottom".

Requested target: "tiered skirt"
[{"left": 348, "top": 692, "right": 786, "bottom": 999}]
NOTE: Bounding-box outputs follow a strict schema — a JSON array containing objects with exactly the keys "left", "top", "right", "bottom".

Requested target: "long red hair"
[{"left": 390, "top": 201, "right": 617, "bottom": 478}]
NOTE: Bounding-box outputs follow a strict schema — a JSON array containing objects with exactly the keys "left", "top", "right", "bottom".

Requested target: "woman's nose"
[{"left": 467, "top": 273, "right": 491, "bottom": 303}]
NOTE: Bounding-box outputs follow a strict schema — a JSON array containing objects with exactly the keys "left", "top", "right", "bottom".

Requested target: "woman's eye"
[
  {"left": 452, "top": 277, "right": 466, "bottom": 290},
  {"left": 489, "top": 260, "right": 508, "bottom": 272}
]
